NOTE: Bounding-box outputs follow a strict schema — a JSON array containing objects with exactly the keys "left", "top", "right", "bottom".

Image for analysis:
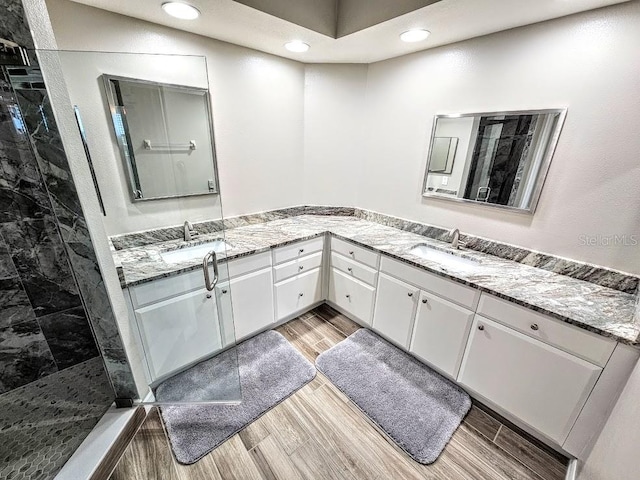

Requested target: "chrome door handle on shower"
[{"left": 203, "top": 250, "right": 219, "bottom": 291}]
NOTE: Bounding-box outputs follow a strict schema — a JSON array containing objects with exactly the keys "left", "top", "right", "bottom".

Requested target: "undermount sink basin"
[
  {"left": 161, "top": 239, "right": 231, "bottom": 264},
  {"left": 408, "top": 244, "right": 480, "bottom": 272}
]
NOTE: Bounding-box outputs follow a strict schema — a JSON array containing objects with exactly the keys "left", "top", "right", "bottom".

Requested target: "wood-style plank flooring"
[{"left": 109, "top": 305, "right": 568, "bottom": 480}]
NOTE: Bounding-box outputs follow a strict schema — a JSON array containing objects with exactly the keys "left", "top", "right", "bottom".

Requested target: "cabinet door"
[
  {"left": 275, "top": 268, "right": 323, "bottom": 320},
  {"left": 217, "top": 267, "right": 275, "bottom": 341},
  {"left": 134, "top": 289, "right": 222, "bottom": 382},
  {"left": 409, "top": 292, "right": 474, "bottom": 379},
  {"left": 458, "top": 316, "right": 602, "bottom": 444},
  {"left": 328, "top": 268, "right": 376, "bottom": 325},
  {"left": 372, "top": 273, "right": 419, "bottom": 348}
]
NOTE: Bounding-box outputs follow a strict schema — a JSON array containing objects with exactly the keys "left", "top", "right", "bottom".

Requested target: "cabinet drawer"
[
  {"left": 130, "top": 269, "right": 204, "bottom": 308},
  {"left": 459, "top": 316, "right": 601, "bottom": 444},
  {"left": 330, "top": 252, "right": 378, "bottom": 286},
  {"left": 134, "top": 289, "right": 222, "bottom": 382},
  {"left": 130, "top": 252, "right": 271, "bottom": 308},
  {"left": 477, "top": 294, "right": 615, "bottom": 367},
  {"left": 274, "top": 251, "right": 323, "bottom": 283},
  {"left": 380, "top": 256, "right": 480, "bottom": 310},
  {"left": 275, "top": 268, "right": 323, "bottom": 320},
  {"left": 273, "top": 237, "right": 324, "bottom": 265},
  {"left": 227, "top": 251, "right": 272, "bottom": 278},
  {"left": 331, "top": 237, "right": 379, "bottom": 269},
  {"left": 410, "top": 291, "right": 474, "bottom": 379},
  {"left": 328, "top": 268, "right": 376, "bottom": 325}
]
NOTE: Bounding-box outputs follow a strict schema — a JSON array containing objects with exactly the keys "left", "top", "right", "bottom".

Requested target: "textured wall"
[
  {"left": 358, "top": 2, "right": 640, "bottom": 275},
  {"left": 46, "top": 0, "right": 306, "bottom": 236}
]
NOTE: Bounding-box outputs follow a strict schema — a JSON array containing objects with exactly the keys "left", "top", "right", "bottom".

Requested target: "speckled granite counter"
[{"left": 113, "top": 215, "right": 640, "bottom": 345}]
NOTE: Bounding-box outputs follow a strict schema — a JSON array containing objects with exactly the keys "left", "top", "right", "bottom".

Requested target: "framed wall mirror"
[
  {"left": 103, "top": 75, "right": 219, "bottom": 202},
  {"left": 422, "top": 109, "right": 566, "bottom": 213}
]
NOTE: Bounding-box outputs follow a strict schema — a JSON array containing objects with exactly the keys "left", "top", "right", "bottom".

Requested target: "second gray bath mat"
[
  {"left": 316, "top": 328, "right": 471, "bottom": 464},
  {"left": 156, "top": 330, "right": 316, "bottom": 464}
]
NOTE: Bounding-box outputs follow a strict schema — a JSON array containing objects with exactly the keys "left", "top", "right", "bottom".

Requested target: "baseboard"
[
  {"left": 89, "top": 407, "right": 147, "bottom": 480},
  {"left": 565, "top": 458, "right": 578, "bottom": 480},
  {"left": 55, "top": 404, "right": 146, "bottom": 480}
]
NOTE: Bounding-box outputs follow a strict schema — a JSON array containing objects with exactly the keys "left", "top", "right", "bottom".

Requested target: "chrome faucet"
[
  {"left": 184, "top": 221, "right": 199, "bottom": 241},
  {"left": 449, "top": 228, "right": 466, "bottom": 249}
]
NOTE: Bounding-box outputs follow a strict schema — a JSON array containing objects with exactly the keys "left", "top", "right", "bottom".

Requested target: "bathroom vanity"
[{"left": 116, "top": 212, "right": 639, "bottom": 461}]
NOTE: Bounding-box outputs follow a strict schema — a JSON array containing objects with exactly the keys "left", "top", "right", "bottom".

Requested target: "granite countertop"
[{"left": 113, "top": 215, "right": 640, "bottom": 345}]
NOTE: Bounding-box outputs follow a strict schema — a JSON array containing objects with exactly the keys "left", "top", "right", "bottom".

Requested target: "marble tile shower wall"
[{"left": 0, "top": 1, "right": 134, "bottom": 478}]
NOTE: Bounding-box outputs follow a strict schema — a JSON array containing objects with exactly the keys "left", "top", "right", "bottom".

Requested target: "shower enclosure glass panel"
[{"left": 37, "top": 50, "right": 241, "bottom": 404}]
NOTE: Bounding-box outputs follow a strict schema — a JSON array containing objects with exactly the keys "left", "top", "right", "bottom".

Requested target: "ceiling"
[{"left": 69, "top": 0, "right": 630, "bottom": 63}]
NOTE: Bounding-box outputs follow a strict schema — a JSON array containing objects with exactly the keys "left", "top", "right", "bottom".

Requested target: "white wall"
[
  {"left": 359, "top": 1, "right": 640, "bottom": 275},
  {"left": 46, "top": 0, "right": 305, "bottom": 235},
  {"left": 303, "top": 64, "right": 368, "bottom": 207}
]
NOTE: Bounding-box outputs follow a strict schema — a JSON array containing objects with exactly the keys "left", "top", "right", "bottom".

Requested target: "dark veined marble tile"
[
  {"left": 38, "top": 306, "right": 99, "bottom": 370},
  {"left": 14, "top": 89, "right": 85, "bottom": 222},
  {"left": 0, "top": 216, "right": 81, "bottom": 317},
  {"left": 0, "top": 277, "right": 34, "bottom": 329},
  {"left": 0, "top": 184, "right": 52, "bottom": 224},
  {"left": 0, "top": 0, "right": 36, "bottom": 51},
  {"left": 0, "top": 238, "right": 16, "bottom": 278},
  {"left": 0, "top": 357, "right": 114, "bottom": 480},
  {"left": 102, "top": 348, "right": 139, "bottom": 399},
  {"left": 0, "top": 320, "right": 57, "bottom": 394}
]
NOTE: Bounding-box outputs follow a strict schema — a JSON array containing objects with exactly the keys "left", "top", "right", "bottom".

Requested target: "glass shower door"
[{"left": 38, "top": 50, "right": 241, "bottom": 404}]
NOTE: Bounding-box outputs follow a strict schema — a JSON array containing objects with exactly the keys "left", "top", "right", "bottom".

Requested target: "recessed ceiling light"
[
  {"left": 400, "top": 29, "right": 430, "bottom": 43},
  {"left": 284, "top": 41, "right": 310, "bottom": 53},
  {"left": 162, "top": 2, "right": 200, "bottom": 20}
]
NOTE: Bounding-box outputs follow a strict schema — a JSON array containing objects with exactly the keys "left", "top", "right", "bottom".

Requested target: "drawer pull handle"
[
  {"left": 422, "top": 299, "right": 428, "bottom": 304},
  {"left": 349, "top": 250, "right": 354, "bottom": 255},
  {"left": 346, "top": 294, "right": 351, "bottom": 299},
  {"left": 478, "top": 324, "right": 485, "bottom": 331},
  {"left": 299, "top": 266, "right": 304, "bottom": 270},
  {"left": 299, "top": 248, "right": 305, "bottom": 253},
  {"left": 299, "top": 293, "right": 304, "bottom": 297},
  {"left": 347, "top": 267, "right": 353, "bottom": 272},
  {"left": 407, "top": 292, "right": 413, "bottom": 297},
  {"left": 222, "top": 289, "right": 228, "bottom": 294},
  {"left": 530, "top": 324, "right": 539, "bottom": 331}
]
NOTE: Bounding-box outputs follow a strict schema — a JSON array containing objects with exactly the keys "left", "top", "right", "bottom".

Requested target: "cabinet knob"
[
  {"left": 422, "top": 298, "right": 428, "bottom": 304},
  {"left": 299, "top": 293, "right": 304, "bottom": 297},
  {"left": 530, "top": 324, "right": 539, "bottom": 331},
  {"left": 206, "top": 293, "right": 212, "bottom": 299},
  {"left": 299, "top": 265, "right": 304, "bottom": 270},
  {"left": 349, "top": 250, "right": 354, "bottom": 255},
  {"left": 346, "top": 294, "right": 351, "bottom": 299},
  {"left": 222, "top": 289, "right": 228, "bottom": 294},
  {"left": 407, "top": 292, "right": 413, "bottom": 297},
  {"left": 347, "top": 267, "right": 353, "bottom": 272},
  {"left": 478, "top": 324, "right": 485, "bottom": 331},
  {"left": 299, "top": 248, "right": 305, "bottom": 253}
]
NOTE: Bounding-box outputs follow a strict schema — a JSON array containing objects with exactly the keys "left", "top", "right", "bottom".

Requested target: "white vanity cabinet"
[
  {"left": 372, "top": 257, "right": 479, "bottom": 364},
  {"left": 273, "top": 237, "right": 325, "bottom": 320},
  {"left": 372, "top": 273, "right": 419, "bottom": 347},
  {"left": 216, "top": 266, "right": 274, "bottom": 342},
  {"left": 127, "top": 251, "right": 275, "bottom": 383},
  {"left": 458, "top": 315, "right": 602, "bottom": 444},
  {"left": 327, "top": 239, "right": 380, "bottom": 325},
  {"left": 133, "top": 288, "right": 222, "bottom": 382},
  {"left": 409, "top": 291, "right": 474, "bottom": 378}
]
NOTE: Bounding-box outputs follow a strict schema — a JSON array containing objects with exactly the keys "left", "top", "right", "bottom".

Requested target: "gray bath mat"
[
  {"left": 156, "top": 330, "right": 316, "bottom": 464},
  {"left": 316, "top": 328, "right": 471, "bottom": 464}
]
